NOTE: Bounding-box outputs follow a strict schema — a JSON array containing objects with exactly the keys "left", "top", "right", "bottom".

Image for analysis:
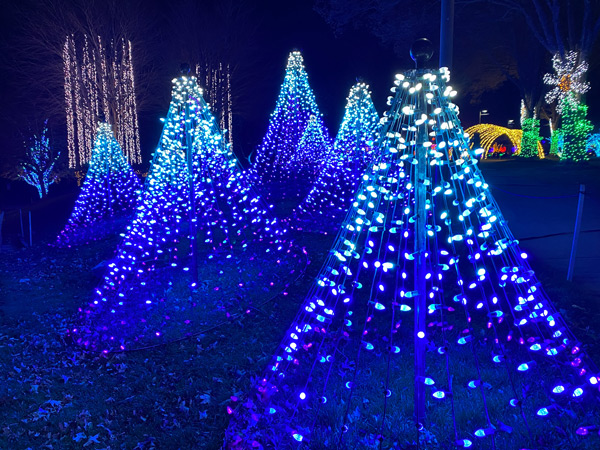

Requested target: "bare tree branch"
[{"left": 488, "top": 0, "right": 600, "bottom": 60}]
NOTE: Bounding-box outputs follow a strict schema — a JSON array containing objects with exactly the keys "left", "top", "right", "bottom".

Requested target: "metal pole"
[
  {"left": 185, "top": 87, "right": 199, "bottom": 287},
  {"left": 567, "top": 184, "right": 585, "bottom": 281},
  {"left": 414, "top": 81, "right": 428, "bottom": 428},
  {"left": 439, "top": 0, "right": 455, "bottom": 69}
]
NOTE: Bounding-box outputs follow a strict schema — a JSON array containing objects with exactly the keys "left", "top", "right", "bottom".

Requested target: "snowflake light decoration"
[{"left": 544, "top": 51, "right": 590, "bottom": 113}]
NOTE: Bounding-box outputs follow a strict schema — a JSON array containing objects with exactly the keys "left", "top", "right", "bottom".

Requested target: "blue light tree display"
[
  {"left": 331, "top": 83, "right": 380, "bottom": 166},
  {"left": 288, "top": 115, "right": 332, "bottom": 169},
  {"left": 56, "top": 122, "right": 140, "bottom": 246},
  {"left": 74, "top": 75, "right": 298, "bottom": 353},
  {"left": 294, "top": 83, "right": 379, "bottom": 231},
  {"left": 225, "top": 68, "right": 600, "bottom": 449},
  {"left": 20, "top": 119, "right": 61, "bottom": 199},
  {"left": 253, "top": 51, "right": 328, "bottom": 198}
]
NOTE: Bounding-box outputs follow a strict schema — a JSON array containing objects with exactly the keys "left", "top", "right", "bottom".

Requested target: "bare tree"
[
  {"left": 465, "top": 14, "right": 547, "bottom": 117},
  {"left": 4, "top": 0, "right": 160, "bottom": 166},
  {"left": 167, "top": 0, "right": 263, "bottom": 150},
  {"left": 314, "top": 0, "right": 441, "bottom": 62},
  {"left": 315, "top": 0, "right": 573, "bottom": 128},
  {"left": 491, "top": 0, "right": 600, "bottom": 62}
]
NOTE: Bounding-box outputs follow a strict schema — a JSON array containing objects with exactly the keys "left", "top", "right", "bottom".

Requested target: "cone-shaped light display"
[{"left": 225, "top": 68, "right": 600, "bottom": 449}]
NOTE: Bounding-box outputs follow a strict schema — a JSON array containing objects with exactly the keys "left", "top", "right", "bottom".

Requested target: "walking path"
[{"left": 479, "top": 158, "right": 600, "bottom": 298}]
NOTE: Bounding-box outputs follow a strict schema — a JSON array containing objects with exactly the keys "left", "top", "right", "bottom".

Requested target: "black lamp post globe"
[
  {"left": 410, "top": 38, "right": 434, "bottom": 68},
  {"left": 180, "top": 63, "right": 191, "bottom": 75}
]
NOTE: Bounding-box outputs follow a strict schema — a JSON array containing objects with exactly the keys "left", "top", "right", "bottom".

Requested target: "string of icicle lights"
[
  {"left": 225, "top": 68, "right": 600, "bottom": 449},
  {"left": 196, "top": 62, "right": 234, "bottom": 149},
  {"left": 294, "top": 82, "right": 379, "bottom": 230},
  {"left": 72, "top": 76, "right": 296, "bottom": 353},
  {"left": 63, "top": 35, "right": 141, "bottom": 169}
]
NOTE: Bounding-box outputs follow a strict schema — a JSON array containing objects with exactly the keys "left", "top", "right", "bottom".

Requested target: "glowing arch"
[{"left": 465, "top": 123, "right": 545, "bottom": 159}]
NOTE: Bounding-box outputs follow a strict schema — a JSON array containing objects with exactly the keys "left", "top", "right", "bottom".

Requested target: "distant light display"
[
  {"left": 74, "top": 76, "right": 293, "bottom": 352},
  {"left": 550, "top": 129, "right": 563, "bottom": 156},
  {"left": 288, "top": 115, "right": 331, "bottom": 168},
  {"left": 295, "top": 83, "right": 380, "bottom": 230},
  {"left": 560, "top": 94, "right": 594, "bottom": 162},
  {"left": 225, "top": 68, "right": 600, "bottom": 449},
  {"left": 544, "top": 51, "right": 590, "bottom": 114},
  {"left": 465, "top": 124, "right": 544, "bottom": 158},
  {"left": 519, "top": 100, "right": 527, "bottom": 127},
  {"left": 519, "top": 118, "right": 542, "bottom": 158},
  {"left": 19, "top": 119, "right": 60, "bottom": 198},
  {"left": 253, "top": 51, "right": 328, "bottom": 194},
  {"left": 587, "top": 133, "right": 600, "bottom": 157},
  {"left": 56, "top": 122, "right": 140, "bottom": 246}
]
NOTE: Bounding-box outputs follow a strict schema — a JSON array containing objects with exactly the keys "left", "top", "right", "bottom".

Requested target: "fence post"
[
  {"left": 29, "top": 210, "right": 32, "bottom": 247},
  {"left": 19, "top": 208, "right": 24, "bottom": 239},
  {"left": 0, "top": 210, "right": 4, "bottom": 247},
  {"left": 567, "top": 184, "right": 585, "bottom": 281}
]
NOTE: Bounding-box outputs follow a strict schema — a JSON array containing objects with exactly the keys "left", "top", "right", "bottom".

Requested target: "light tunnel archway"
[{"left": 465, "top": 124, "right": 545, "bottom": 159}]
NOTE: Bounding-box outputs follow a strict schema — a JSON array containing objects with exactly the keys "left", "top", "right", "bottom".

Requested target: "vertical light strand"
[
  {"left": 121, "top": 38, "right": 131, "bottom": 162},
  {"left": 219, "top": 63, "right": 226, "bottom": 134},
  {"left": 112, "top": 40, "right": 122, "bottom": 152},
  {"left": 124, "top": 39, "right": 134, "bottom": 162},
  {"left": 123, "top": 39, "right": 133, "bottom": 163},
  {"left": 90, "top": 39, "right": 100, "bottom": 120},
  {"left": 210, "top": 65, "right": 216, "bottom": 115},
  {"left": 227, "top": 63, "right": 233, "bottom": 148},
  {"left": 98, "top": 35, "right": 110, "bottom": 124},
  {"left": 63, "top": 36, "right": 76, "bottom": 168},
  {"left": 118, "top": 38, "right": 129, "bottom": 160},
  {"left": 73, "top": 38, "right": 86, "bottom": 168},
  {"left": 82, "top": 35, "right": 95, "bottom": 164},
  {"left": 128, "top": 40, "right": 141, "bottom": 164}
]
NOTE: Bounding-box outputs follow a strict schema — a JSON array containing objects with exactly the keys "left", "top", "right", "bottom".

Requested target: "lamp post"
[
  {"left": 440, "top": 0, "right": 455, "bottom": 69},
  {"left": 479, "top": 109, "right": 489, "bottom": 124},
  {"left": 410, "top": 38, "right": 434, "bottom": 432}
]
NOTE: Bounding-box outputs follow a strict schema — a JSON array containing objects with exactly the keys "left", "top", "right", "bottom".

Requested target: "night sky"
[{"left": 1, "top": 0, "right": 599, "bottom": 169}]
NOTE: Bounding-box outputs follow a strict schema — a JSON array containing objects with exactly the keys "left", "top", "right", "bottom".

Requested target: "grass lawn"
[{"left": 1, "top": 158, "right": 600, "bottom": 449}]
